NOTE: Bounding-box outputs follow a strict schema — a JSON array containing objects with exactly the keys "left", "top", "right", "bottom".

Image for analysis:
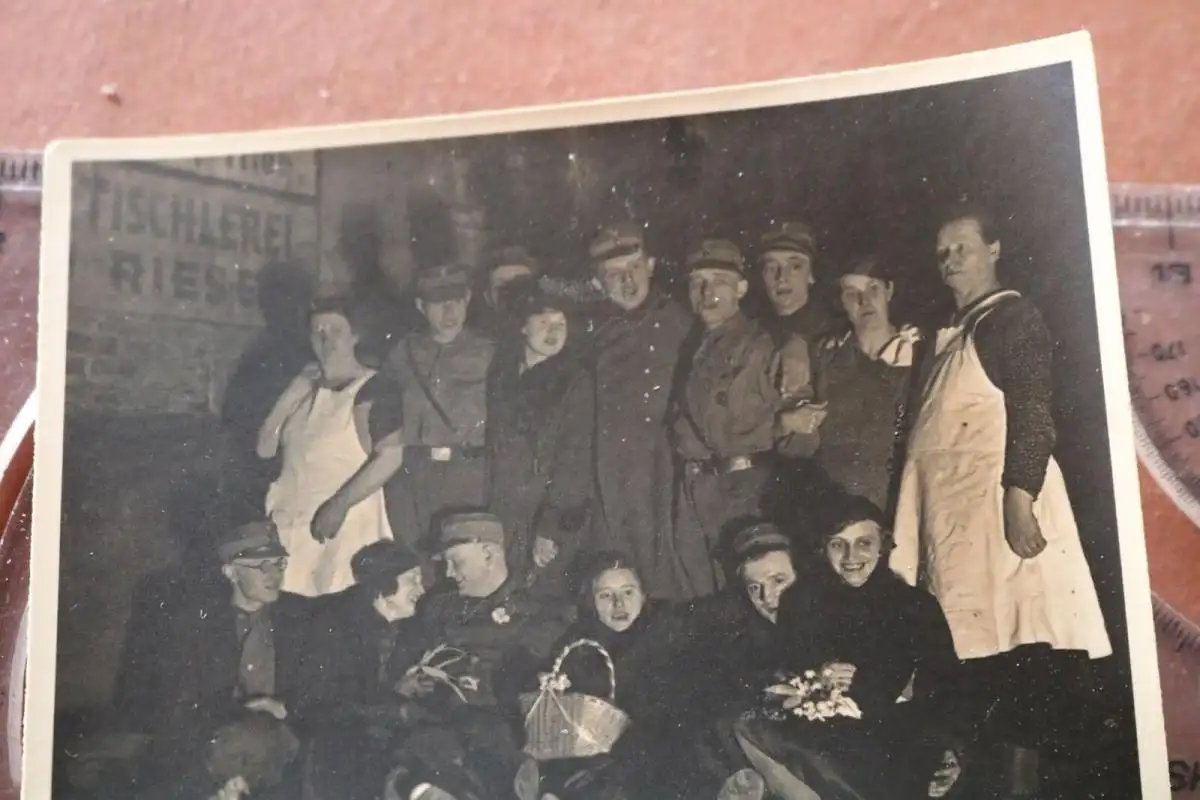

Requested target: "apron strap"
[{"left": 960, "top": 289, "right": 1022, "bottom": 338}]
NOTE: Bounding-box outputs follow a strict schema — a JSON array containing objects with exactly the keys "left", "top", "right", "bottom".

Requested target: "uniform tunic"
[
  {"left": 405, "top": 578, "right": 574, "bottom": 791},
  {"left": 811, "top": 326, "right": 921, "bottom": 514},
  {"left": 589, "top": 293, "right": 693, "bottom": 598},
  {"left": 267, "top": 371, "right": 394, "bottom": 597},
  {"left": 417, "top": 577, "right": 574, "bottom": 709},
  {"left": 891, "top": 290, "right": 1112, "bottom": 661},
  {"left": 669, "top": 312, "right": 783, "bottom": 598},
  {"left": 381, "top": 328, "right": 496, "bottom": 548},
  {"left": 763, "top": 301, "right": 836, "bottom": 352}
]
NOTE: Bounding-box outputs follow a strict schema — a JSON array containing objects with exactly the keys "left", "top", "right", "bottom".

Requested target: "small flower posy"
[
  {"left": 402, "top": 644, "right": 481, "bottom": 703},
  {"left": 537, "top": 671, "right": 572, "bottom": 694},
  {"left": 764, "top": 667, "right": 863, "bottom": 723}
]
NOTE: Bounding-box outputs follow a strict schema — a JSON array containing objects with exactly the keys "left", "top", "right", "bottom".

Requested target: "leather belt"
[
  {"left": 405, "top": 444, "right": 487, "bottom": 463},
  {"left": 683, "top": 453, "right": 770, "bottom": 477}
]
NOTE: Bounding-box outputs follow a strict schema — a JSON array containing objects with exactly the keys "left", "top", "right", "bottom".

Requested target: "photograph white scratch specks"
[{"left": 28, "top": 32, "right": 1167, "bottom": 800}]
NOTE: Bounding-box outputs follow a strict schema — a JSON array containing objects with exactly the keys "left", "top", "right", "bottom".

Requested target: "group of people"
[{"left": 103, "top": 208, "right": 1115, "bottom": 800}]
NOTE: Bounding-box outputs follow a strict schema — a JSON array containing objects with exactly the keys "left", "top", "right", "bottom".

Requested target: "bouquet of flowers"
[
  {"left": 397, "top": 644, "right": 481, "bottom": 703},
  {"left": 763, "top": 668, "right": 863, "bottom": 723}
]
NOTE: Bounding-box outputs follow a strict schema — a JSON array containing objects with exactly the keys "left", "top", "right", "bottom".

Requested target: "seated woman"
[
  {"left": 632, "top": 522, "right": 809, "bottom": 800},
  {"left": 511, "top": 551, "right": 670, "bottom": 800},
  {"left": 728, "top": 494, "right": 966, "bottom": 800},
  {"left": 304, "top": 541, "right": 483, "bottom": 800}
]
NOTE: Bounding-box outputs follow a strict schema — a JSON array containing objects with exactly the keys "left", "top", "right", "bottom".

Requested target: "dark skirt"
[
  {"left": 733, "top": 712, "right": 943, "bottom": 800},
  {"left": 304, "top": 703, "right": 521, "bottom": 800}
]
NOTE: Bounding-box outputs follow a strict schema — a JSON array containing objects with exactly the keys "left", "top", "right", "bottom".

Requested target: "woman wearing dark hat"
[
  {"left": 472, "top": 245, "right": 543, "bottom": 338},
  {"left": 486, "top": 282, "right": 596, "bottom": 596},
  {"left": 794, "top": 255, "right": 924, "bottom": 516},
  {"left": 300, "top": 540, "right": 433, "bottom": 799},
  {"left": 304, "top": 542, "right": 494, "bottom": 800},
  {"left": 727, "top": 495, "right": 966, "bottom": 800}
]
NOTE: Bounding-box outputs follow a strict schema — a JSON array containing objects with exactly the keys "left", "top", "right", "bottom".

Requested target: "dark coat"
[
  {"left": 115, "top": 582, "right": 309, "bottom": 787},
  {"left": 774, "top": 564, "right": 961, "bottom": 726},
  {"left": 416, "top": 576, "right": 575, "bottom": 712},
  {"left": 569, "top": 592, "right": 775, "bottom": 800},
  {"left": 756, "top": 564, "right": 965, "bottom": 799},
  {"left": 487, "top": 342, "right": 596, "bottom": 578},
  {"left": 515, "top": 601, "right": 669, "bottom": 711},
  {"left": 588, "top": 293, "right": 693, "bottom": 598},
  {"left": 301, "top": 587, "right": 432, "bottom": 715}
]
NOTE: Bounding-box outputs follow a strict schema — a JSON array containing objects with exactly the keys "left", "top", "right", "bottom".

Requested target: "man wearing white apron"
[{"left": 891, "top": 210, "right": 1111, "bottom": 796}]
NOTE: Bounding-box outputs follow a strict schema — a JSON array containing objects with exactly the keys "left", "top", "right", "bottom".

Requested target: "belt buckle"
[
  {"left": 726, "top": 455, "right": 753, "bottom": 473},
  {"left": 431, "top": 447, "right": 453, "bottom": 462}
]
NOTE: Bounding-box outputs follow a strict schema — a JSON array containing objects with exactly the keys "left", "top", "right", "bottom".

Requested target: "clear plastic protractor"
[{"left": 1113, "top": 183, "right": 1200, "bottom": 530}]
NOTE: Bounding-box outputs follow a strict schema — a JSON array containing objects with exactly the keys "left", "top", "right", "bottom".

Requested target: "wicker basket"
[{"left": 518, "top": 638, "right": 632, "bottom": 761}]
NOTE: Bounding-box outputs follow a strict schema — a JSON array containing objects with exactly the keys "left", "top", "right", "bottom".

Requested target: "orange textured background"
[{"left": 3, "top": 0, "right": 1200, "bottom": 777}]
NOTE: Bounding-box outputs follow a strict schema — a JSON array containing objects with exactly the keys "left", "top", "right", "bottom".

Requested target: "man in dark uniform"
[
  {"left": 381, "top": 264, "right": 496, "bottom": 550},
  {"left": 668, "top": 239, "right": 785, "bottom": 599},
  {"left": 404, "top": 512, "right": 572, "bottom": 795},
  {"left": 586, "top": 221, "right": 693, "bottom": 599}
]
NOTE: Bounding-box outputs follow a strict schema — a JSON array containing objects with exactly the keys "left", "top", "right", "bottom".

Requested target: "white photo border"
[{"left": 29, "top": 31, "right": 1167, "bottom": 798}]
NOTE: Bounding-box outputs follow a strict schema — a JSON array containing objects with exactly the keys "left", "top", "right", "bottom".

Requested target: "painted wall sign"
[
  {"left": 157, "top": 150, "right": 318, "bottom": 196},
  {"left": 70, "top": 160, "right": 319, "bottom": 328}
]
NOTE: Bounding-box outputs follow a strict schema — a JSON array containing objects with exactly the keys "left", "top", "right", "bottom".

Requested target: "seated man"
[
  {"left": 128, "top": 520, "right": 304, "bottom": 798},
  {"left": 382, "top": 511, "right": 575, "bottom": 799}
]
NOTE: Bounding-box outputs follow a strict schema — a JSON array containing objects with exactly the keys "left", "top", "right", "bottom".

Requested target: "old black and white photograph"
[{"left": 28, "top": 34, "right": 1166, "bottom": 800}]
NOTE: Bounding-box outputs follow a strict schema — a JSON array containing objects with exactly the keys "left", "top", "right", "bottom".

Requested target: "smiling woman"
[{"left": 730, "top": 493, "right": 965, "bottom": 800}]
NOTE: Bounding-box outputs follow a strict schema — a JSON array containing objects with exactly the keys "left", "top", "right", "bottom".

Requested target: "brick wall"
[
  {"left": 59, "top": 154, "right": 321, "bottom": 711},
  {"left": 66, "top": 307, "right": 261, "bottom": 416}
]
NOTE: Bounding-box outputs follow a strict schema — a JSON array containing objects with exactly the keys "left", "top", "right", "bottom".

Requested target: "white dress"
[
  {"left": 890, "top": 290, "right": 1112, "bottom": 661},
  {"left": 266, "top": 371, "right": 393, "bottom": 597}
]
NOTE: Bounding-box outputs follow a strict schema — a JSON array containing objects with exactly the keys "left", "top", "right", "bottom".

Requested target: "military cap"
[
  {"left": 218, "top": 520, "right": 287, "bottom": 563},
  {"left": 730, "top": 521, "right": 792, "bottom": 558},
  {"left": 588, "top": 221, "right": 645, "bottom": 264},
  {"left": 485, "top": 245, "right": 541, "bottom": 276},
  {"left": 685, "top": 238, "right": 746, "bottom": 274},
  {"left": 416, "top": 263, "right": 471, "bottom": 302},
  {"left": 435, "top": 511, "right": 506, "bottom": 553},
  {"left": 759, "top": 221, "right": 817, "bottom": 260}
]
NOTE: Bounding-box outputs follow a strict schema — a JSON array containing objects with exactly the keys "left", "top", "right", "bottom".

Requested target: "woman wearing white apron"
[
  {"left": 891, "top": 211, "right": 1111, "bottom": 796},
  {"left": 257, "top": 298, "right": 405, "bottom": 625}
]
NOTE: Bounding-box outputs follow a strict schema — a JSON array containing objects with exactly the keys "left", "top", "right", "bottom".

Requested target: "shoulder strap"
[
  {"left": 962, "top": 290, "right": 1022, "bottom": 338},
  {"left": 665, "top": 324, "right": 708, "bottom": 442},
  {"left": 405, "top": 340, "right": 457, "bottom": 432},
  {"left": 886, "top": 328, "right": 936, "bottom": 521},
  {"left": 347, "top": 369, "right": 377, "bottom": 396}
]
